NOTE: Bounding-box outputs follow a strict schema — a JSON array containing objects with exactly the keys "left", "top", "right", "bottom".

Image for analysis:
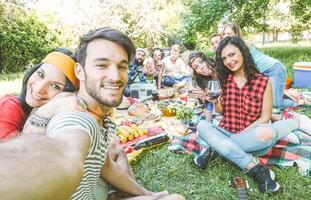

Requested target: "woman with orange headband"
[{"left": 0, "top": 48, "right": 79, "bottom": 140}]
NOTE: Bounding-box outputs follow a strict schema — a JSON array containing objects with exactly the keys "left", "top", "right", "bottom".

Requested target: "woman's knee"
[
  {"left": 197, "top": 120, "right": 213, "bottom": 138},
  {"left": 255, "top": 126, "right": 276, "bottom": 142}
]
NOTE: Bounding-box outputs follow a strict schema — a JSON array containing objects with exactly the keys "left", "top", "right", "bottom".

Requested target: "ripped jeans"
[{"left": 197, "top": 119, "right": 299, "bottom": 170}]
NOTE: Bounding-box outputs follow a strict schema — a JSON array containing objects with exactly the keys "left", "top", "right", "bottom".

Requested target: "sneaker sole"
[
  {"left": 193, "top": 157, "right": 207, "bottom": 170},
  {"left": 269, "top": 182, "right": 280, "bottom": 193},
  {"left": 269, "top": 170, "right": 275, "bottom": 181}
]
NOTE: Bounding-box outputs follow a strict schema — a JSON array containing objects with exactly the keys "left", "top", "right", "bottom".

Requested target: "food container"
[
  {"left": 293, "top": 62, "right": 311, "bottom": 88},
  {"left": 160, "top": 108, "right": 176, "bottom": 117},
  {"left": 157, "top": 88, "right": 175, "bottom": 100}
]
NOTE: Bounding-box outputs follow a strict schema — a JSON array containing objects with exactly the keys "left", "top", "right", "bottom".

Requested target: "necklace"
[{"left": 76, "top": 96, "right": 103, "bottom": 120}]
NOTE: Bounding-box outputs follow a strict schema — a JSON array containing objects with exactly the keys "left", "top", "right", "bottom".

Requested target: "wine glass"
[{"left": 205, "top": 80, "right": 222, "bottom": 101}]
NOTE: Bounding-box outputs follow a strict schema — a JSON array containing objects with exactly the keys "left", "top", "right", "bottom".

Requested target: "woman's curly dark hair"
[{"left": 215, "top": 36, "right": 259, "bottom": 90}]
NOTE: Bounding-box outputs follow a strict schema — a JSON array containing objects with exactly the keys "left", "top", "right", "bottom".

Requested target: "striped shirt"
[{"left": 46, "top": 111, "right": 117, "bottom": 200}]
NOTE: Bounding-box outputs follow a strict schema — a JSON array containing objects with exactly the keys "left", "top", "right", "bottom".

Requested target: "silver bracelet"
[{"left": 28, "top": 112, "right": 51, "bottom": 127}]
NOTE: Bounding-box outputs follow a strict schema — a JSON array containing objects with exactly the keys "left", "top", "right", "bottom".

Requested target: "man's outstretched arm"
[{"left": 0, "top": 134, "right": 85, "bottom": 200}]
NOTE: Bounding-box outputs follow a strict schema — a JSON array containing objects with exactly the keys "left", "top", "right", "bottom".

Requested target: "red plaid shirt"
[{"left": 219, "top": 73, "right": 268, "bottom": 133}]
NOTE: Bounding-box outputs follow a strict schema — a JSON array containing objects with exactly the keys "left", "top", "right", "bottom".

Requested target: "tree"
[
  {"left": 0, "top": 2, "right": 62, "bottom": 73},
  {"left": 180, "top": 0, "right": 270, "bottom": 48},
  {"left": 290, "top": 0, "right": 311, "bottom": 24}
]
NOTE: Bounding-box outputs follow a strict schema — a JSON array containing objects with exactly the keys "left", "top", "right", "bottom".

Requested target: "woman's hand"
[
  {"left": 189, "top": 87, "right": 217, "bottom": 102},
  {"left": 23, "top": 92, "right": 86, "bottom": 134}
]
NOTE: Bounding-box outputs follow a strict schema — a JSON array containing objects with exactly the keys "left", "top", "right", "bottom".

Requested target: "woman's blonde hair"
[{"left": 223, "top": 22, "right": 243, "bottom": 38}]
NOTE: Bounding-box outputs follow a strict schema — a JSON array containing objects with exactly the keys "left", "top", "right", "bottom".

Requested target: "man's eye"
[
  {"left": 119, "top": 65, "right": 128, "bottom": 71},
  {"left": 96, "top": 64, "right": 108, "bottom": 68}
]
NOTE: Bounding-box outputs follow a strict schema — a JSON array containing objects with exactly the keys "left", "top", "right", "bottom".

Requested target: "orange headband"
[{"left": 42, "top": 51, "right": 79, "bottom": 89}]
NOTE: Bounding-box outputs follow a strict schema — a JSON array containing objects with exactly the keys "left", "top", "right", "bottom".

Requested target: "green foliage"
[
  {"left": 289, "top": 24, "right": 305, "bottom": 43},
  {"left": 290, "top": 0, "right": 311, "bottom": 24},
  {"left": 0, "top": 2, "right": 62, "bottom": 73},
  {"left": 180, "top": 0, "right": 311, "bottom": 47},
  {"left": 175, "top": 105, "right": 194, "bottom": 123},
  {"left": 180, "top": 0, "right": 270, "bottom": 48},
  {"left": 132, "top": 144, "right": 311, "bottom": 199}
]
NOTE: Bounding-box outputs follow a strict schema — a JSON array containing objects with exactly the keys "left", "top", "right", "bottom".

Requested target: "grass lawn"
[{"left": 132, "top": 145, "right": 311, "bottom": 199}]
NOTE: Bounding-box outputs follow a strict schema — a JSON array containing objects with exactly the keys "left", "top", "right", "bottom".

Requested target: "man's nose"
[{"left": 108, "top": 65, "right": 121, "bottom": 81}]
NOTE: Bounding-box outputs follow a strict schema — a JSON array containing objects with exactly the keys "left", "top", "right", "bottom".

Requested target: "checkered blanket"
[
  {"left": 259, "top": 130, "right": 311, "bottom": 176},
  {"left": 168, "top": 130, "right": 311, "bottom": 176}
]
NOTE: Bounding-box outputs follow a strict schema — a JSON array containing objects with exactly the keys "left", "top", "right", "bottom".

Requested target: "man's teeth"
[{"left": 103, "top": 85, "right": 120, "bottom": 89}]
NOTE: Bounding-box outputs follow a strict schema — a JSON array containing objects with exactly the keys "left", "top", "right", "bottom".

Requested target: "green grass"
[{"left": 132, "top": 145, "right": 311, "bottom": 199}]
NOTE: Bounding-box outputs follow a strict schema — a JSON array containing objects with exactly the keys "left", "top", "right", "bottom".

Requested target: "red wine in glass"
[
  {"left": 208, "top": 91, "right": 221, "bottom": 100},
  {"left": 206, "top": 80, "right": 222, "bottom": 101}
]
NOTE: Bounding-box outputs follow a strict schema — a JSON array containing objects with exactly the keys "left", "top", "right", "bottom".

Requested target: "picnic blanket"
[
  {"left": 169, "top": 125, "right": 311, "bottom": 176},
  {"left": 259, "top": 131, "right": 311, "bottom": 176}
]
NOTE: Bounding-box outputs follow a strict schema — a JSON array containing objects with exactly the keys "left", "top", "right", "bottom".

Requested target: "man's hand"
[{"left": 0, "top": 134, "right": 84, "bottom": 200}]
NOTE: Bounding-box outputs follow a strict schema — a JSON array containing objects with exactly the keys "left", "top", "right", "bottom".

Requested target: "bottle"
[
  {"left": 205, "top": 102, "right": 213, "bottom": 122},
  {"left": 151, "top": 80, "right": 158, "bottom": 101}
]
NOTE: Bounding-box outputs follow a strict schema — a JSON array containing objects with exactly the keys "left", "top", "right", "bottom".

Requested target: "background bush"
[{"left": 0, "top": 2, "right": 62, "bottom": 74}]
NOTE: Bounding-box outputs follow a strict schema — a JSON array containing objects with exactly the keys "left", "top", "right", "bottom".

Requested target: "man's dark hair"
[
  {"left": 215, "top": 36, "right": 259, "bottom": 90},
  {"left": 151, "top": 48, "right": 164, "bottom": 59},
  {"left": 75, "top": 27, "right": 136, "bottom": 67}
]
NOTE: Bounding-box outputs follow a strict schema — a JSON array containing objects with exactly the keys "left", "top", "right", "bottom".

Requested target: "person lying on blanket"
[{"left": 195, "top": 36, "right": 309, "bottom": 194}]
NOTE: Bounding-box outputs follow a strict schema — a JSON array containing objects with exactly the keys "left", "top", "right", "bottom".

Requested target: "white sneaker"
[
  {"left": 282, "top": 132, "right": 300, "bottom": 144},
  {"left": 298, "top": 114, "right": 311, "bottom": 136}
]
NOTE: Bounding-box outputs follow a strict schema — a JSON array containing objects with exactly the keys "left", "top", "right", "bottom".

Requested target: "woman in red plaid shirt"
[{"left": 196, "top": 37, "right": 301, "bottom": 193}]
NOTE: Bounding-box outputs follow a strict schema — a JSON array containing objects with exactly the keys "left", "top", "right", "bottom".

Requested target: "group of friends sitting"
[
  {"left": 121, "top": 21, "right": 310, "bottom": 194},
  {"left": 0, "top": 22, "right": 310, "bottom": 199}
]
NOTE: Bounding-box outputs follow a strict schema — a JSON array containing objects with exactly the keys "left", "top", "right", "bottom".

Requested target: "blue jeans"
[
  {"left": 263, "top": 62, "right": 297, "bottom": 108},
  {"left": 163, "top": 75, "right": 188, "bottom": 87},
  {"left": 197, "top": 119, "right": 299, "bottom": 170}
]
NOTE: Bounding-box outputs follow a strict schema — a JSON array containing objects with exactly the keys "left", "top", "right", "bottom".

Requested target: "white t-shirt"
[{"left": 162, "top": 56, "right": 189, "bottom": 78}]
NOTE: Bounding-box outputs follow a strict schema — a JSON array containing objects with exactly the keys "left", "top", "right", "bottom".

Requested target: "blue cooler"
[{"left": 293, "top": 62, "right": 311, "bottom": 88}]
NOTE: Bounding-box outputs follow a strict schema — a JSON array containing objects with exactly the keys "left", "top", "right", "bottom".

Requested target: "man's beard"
[
  {"left": 84, "top": 76, "right": 124, "bottom": 108},
  {"left": 135, "top": 58, "right": 143, "bottom": 65}
]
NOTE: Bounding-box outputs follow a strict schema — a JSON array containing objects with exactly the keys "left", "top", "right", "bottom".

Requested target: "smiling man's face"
[{"left": 82, "top": 39, "right": 129, "bottom": 107}]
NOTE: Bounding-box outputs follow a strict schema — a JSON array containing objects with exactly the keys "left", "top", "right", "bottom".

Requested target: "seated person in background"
[
  {"left": 210, "top": 33, "right": 221, "bottom": 52},
  {"left": 124, "top": 48, "right": 147, "bottom": 97},
  {"left": 158, "top": 44, "right": 190, "bottom": 89},
  {"left": 222, "top": 22, "right": 297, "bottom": 108},
  {"left": 0, "top": 48, "right": 78, "bottom": 140},
  {"left": 143, "top": 48, "right": 164, "bottom": 86}
]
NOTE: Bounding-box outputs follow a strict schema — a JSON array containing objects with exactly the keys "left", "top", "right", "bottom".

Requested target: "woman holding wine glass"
[{"left": 196, "top": 37, "right": 303, "bottom": 194}]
